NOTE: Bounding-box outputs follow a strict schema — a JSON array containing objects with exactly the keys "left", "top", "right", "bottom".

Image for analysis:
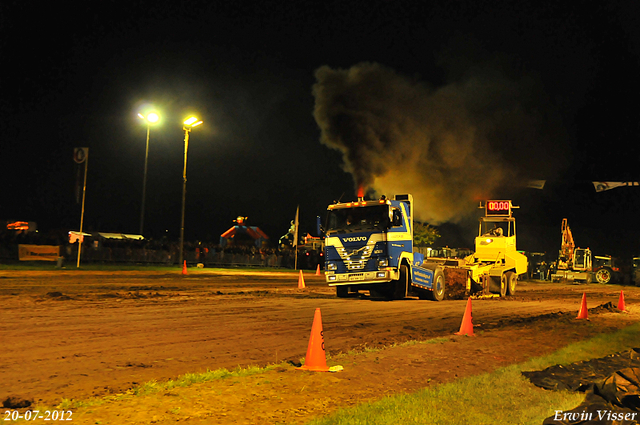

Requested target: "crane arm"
[{"left": 560, "top": 218, "right": 575, "bottom": 260}]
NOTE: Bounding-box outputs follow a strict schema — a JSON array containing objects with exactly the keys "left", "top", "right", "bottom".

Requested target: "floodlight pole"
[
  {"left": 178, "top": 127, "right": 191, "bottom": 267},
  {"left": 140, "top": 124, "right": 150, "bottom": 235},
  {"left": 77, "top": 154, "right": 89, "bottom": 268}
]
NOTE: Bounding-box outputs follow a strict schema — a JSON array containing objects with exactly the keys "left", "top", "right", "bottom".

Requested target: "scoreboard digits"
[{"left": 486, "top": 200, "right": 512, "bottom": 216}]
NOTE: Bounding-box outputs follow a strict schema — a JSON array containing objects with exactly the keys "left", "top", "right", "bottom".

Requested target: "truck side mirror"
[{"left": 392, "top": 210, "right": 402, "bottom": 227}]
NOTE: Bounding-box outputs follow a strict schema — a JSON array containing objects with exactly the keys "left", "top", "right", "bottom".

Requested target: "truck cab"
[{"left": 324, "top": 194, "right": 414, "bottom": 298}]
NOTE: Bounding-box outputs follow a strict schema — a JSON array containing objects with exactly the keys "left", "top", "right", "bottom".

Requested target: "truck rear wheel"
[
  {"left": 506, "top": 271, "right": 517, "bottom": 295},
  {"left": 428, "top": 269, "right": 445, "bottom": 301}
]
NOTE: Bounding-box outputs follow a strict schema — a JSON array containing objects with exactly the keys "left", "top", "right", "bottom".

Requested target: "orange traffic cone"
[
  {"left": 297, "top": 308, "right": 330, "bottom": 372},
  {"left": 455, "top": 298, "right": 474, "bottom": 336},
  {"left": 576, "top": 293, "right": 588, "bottom": 319},
  {"left": 617, "top": 290, "right": 626, "bottom": 311},
  {"left": 298, "top": 270, "right": 306, "bottom": 289},
  {"left": 316, "top": 264, "right": 321, "bottom": 276},
  {"left": 182, "top": 260, "right": 188, "bottom": 276}
]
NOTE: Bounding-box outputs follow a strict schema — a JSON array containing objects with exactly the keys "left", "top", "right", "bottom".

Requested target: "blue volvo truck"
[
  {"left": 323, "top": 194, "right": 449, "bottom": 300},
  {"left": 323, "top": 195, "right": 528, "bottom": 300}
]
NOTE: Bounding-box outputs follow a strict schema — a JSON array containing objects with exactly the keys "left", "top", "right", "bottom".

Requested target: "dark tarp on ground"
[{"left": 522, "top": 349, "right": 640, "bottom": 424}]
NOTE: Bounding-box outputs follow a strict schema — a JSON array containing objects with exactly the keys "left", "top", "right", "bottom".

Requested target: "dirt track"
[{"left": 1, "top": 269, "right": 639, "bottom": 420}]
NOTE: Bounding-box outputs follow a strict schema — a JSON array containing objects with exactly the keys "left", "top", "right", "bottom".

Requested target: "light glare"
[
  {"left": 184, "top": 117, "right": 198, "bottom": 126},
  {"left": 138, "top": 112, "right": 160, "bottom": 124}
]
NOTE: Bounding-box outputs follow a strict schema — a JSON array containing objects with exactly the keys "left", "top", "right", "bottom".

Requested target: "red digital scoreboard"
[{"left": 486, "top": 200, "right": 512, "bottom": 216}]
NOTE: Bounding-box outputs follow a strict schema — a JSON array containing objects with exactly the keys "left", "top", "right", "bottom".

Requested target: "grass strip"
[{"left": 306, "top": 322, "right": 640, "bottom": 425}]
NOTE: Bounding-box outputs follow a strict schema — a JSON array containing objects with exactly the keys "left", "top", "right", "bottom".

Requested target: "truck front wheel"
[{"left": 391, "top": 265, "right": 409, "bottom": 300}]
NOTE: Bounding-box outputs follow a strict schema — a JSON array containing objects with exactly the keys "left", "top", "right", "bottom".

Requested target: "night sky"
[{"left": 2, "top": 1, "right": 640, "bottom": 260}]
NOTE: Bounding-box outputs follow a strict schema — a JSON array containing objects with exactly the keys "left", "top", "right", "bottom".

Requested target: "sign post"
[
  {"left": 74, "top": 148, "right": 89, "bottom": 268},
  {"left": 293, "top": 205, "right": 299, "bottom": 270}
]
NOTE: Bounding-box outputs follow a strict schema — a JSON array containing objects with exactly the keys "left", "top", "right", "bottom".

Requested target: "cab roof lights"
[{"left": 328, "top": 198, "right": 391, "bottom": 209}]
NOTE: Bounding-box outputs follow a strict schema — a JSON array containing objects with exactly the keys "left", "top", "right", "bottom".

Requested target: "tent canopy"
[{"left": 220, "top": 217, "right": 269, "bottom": 248}]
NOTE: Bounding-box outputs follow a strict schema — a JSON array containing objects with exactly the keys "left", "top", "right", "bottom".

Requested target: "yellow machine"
[
  {"left": 464, "top": 200, "right": 528, "bottom": 296},
  {"left": 424, "top": 200, "right": 528, "bottom": 297},
  {"left": 549, "top": 218, "right": 610, "bottom": 284}
]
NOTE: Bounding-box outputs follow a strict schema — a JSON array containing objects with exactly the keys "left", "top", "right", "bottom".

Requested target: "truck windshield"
[
  {"left": 480, "top": 220, "right": 512, "bottom": 237},
  {"left": 326, "top": 205, "right": 390, "bottom": 235}
]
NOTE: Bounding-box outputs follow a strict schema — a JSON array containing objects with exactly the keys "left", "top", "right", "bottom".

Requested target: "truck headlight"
[
  {"left": 378, "top": 259, "right": 388, "bottom": 268},
  {"left": 327, "top": 263, "right": 337, "bottom": 271}
]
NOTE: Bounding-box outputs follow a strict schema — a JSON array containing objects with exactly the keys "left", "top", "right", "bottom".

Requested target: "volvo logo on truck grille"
[{"left": 343, "top": 236, "right": 367, "bottom": 242}]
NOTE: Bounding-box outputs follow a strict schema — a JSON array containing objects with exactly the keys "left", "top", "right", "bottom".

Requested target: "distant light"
[
  {"left": 7, "top": 221, "right": 30, "bottom": 231},
  {"left": 184, "top": 117, "right": 198, "bottom": 126}
]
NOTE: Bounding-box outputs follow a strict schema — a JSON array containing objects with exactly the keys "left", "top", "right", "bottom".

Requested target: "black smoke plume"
[{"left": 313, "top": 62, "right": 565, "bottom": 223}]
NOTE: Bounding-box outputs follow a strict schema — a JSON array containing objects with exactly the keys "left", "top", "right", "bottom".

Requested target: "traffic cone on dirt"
[
  {"left": 455, "top": 298, "right": 474, "bottom": 336},
  {"left": 297, "top": 308, "right": 330, "bottom": 372},
  {"left": 617, "top": 290, "right": 626, "bottom": 311},
  {"left": 298, "top": 270, "right": 306, "bottom": 289},
  {"left": 316, "top": 264, "right": 321, "bottom": 276},
  {"left": 182, "top": 260, "right": 188, "bottom": 276},
  {"left": 576, "top": 293, "right": 588, "bottom": 319}
]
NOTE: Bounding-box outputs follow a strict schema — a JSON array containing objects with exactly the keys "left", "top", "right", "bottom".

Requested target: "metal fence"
[{"left": 1, "top": 243, "right": 287, "bottom": 268}]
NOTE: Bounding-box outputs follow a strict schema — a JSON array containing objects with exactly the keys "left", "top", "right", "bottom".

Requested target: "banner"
[
  {"left": 524, "top": 180, "right": 639, "bottom": 192},
  {"left": 592, "top": 182, "right": 640, "bottom": 192},
  {"left": 527, "top": 180, "right": 546, "bottom": 189},
  {"left": 18, "top": 245, "right": 60, "bottom": 261},
  {"left": 293, "top": 205, "right": 299, "bottom": 247}
]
